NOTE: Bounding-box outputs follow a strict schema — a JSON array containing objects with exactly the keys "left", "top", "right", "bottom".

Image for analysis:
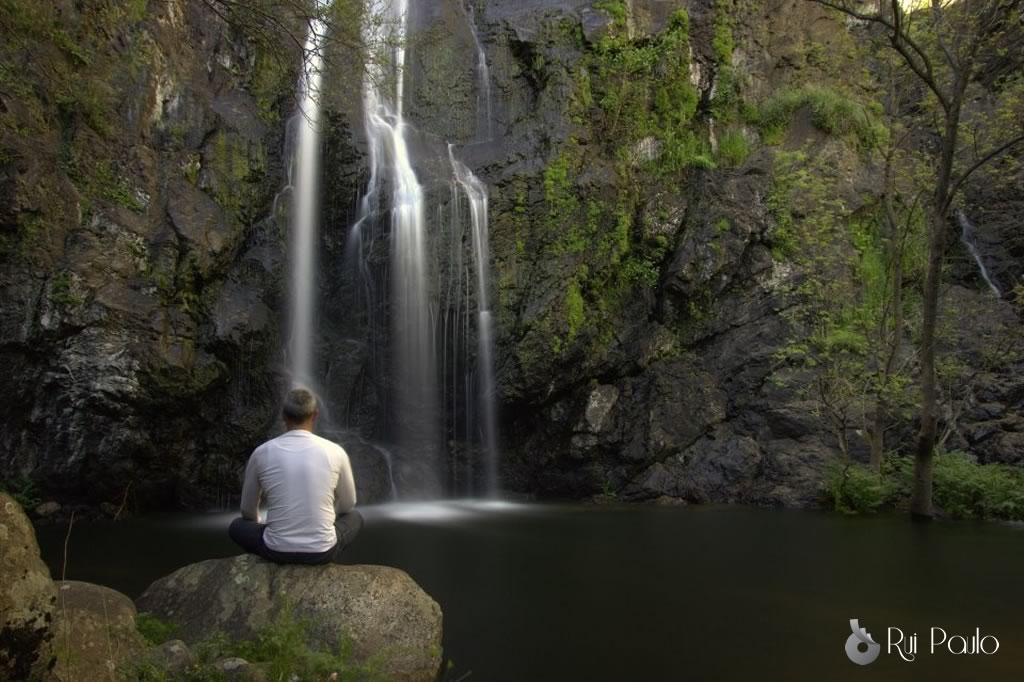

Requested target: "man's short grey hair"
[{"left": 282, "top": 388, "right": 318, "bottom": 422}]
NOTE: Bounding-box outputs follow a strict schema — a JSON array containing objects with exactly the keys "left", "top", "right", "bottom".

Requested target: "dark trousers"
[{"left": 228, "top": 510, "right": 363, "bottom": 565}]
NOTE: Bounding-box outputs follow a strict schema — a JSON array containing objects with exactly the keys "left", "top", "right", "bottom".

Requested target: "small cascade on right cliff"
[
  {"left": 958, "top": 210, "right": 1002, "bottom": 298},
  {"left": 448, "top": 145, "right": 499, "bottom": 496},
  {"left": 438, "top": 4, "right": 500, "bottom": 496}
]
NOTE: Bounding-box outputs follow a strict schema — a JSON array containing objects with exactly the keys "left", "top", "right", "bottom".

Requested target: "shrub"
[
  {"left": 752, "top": 85, "right": 886, "bottom": 149},
  {"left": 687, "top": 153, "right": 716, "bottom": 170},
  {"left": 136, "top": 613, "right": 177, "bottom": 646},
  {"left": 594, "top": 0, "right": 627, "bottom": 25},
  {"left": 50, "top": 270, "right": 85, "bottom": 307},
  {"left": 710, "top": 64, "right": 741, "bottom": 122},
  {"left": 716, "top": 130, "right": 750, "bottom": 167},
  {"left": 622, "top": 257, "right": 659, "bottom": 287},
  {"left": 0, "top": 476, "right": 42, "bottom": 510},
  {"left": 825, "top": 453, "right": 1024, "bottom": 521},
  {"left": 932, "top": 451, "right": 1024, "bottom": 520},
  {"left": 827, "top": 463, "right": 900, "bottom": 514},
  {"left": 565, "top": 280, "right": 585, "bottom": 341},
  {"left": 587, "top": 7, "right": 701, "bottom": 173},
  {"left": 130, "top": 607, "right": 390, "bottom": 681}
]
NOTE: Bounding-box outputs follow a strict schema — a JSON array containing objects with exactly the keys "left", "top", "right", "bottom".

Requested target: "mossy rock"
[
  {"left": 136, "top": 555, "right": 444, "bottom": 682},
  {"left": 0, "top": 493, "right": 57, "bottom": 681},
  {"left": 51, "top": 580, "right": 147, "bottom": 681}
]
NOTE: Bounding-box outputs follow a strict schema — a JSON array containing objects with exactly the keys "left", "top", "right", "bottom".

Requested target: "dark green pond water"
[{"left": 35, "top": 503, "right": 1024, "bottom": 681}]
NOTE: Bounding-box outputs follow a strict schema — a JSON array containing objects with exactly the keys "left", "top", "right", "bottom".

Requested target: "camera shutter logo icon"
[{"left": 846, "top": 619, "right": 881, "bottom": 665}]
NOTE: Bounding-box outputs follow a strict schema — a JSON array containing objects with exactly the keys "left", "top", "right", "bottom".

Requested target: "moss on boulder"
[{"left": 136, "top": 554, "right": 444, "bottom": 682}]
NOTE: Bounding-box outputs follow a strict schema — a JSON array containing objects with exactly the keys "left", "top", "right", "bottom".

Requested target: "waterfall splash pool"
[{"left": 35, "top": 504, "right": 1024, "bottom": 681}]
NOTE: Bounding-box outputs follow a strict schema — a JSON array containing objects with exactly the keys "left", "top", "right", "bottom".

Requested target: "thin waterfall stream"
[
  {"left": 958, "top": 210, "right": 1002, "bottom": 298},
  {"left": 448, "top": 145, "right": 499, "bottom": 496},
  {"left": 463, "top": 1, "right": 493, "bottom": 141}
]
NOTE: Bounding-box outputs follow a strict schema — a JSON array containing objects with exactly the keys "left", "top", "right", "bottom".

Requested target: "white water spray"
[
  {"left": 361, "top": 0, "right": 439, "bottom": 465},
  {"left": 287, "top": 14, "right": 327, "bottom": 388},
  {"left": 958, "top": 210, "right": 1001, "bottom": 298},
  {"left": 449, "top": 145, "right": 499, "bottom": 495}
]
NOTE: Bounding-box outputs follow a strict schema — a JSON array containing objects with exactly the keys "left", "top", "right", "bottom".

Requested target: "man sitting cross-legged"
[{"left": 228, "top": 388, "right": 362, "bottom": 565}]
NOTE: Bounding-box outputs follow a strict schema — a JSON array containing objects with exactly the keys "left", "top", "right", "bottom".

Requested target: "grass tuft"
[{"left": 748, "top": 85, "right": 887, "bottom": 149}]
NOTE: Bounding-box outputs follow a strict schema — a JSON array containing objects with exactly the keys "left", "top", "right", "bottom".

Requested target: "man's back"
[{"left": 241, "top": 430, "right": 356, "bottom": 554}]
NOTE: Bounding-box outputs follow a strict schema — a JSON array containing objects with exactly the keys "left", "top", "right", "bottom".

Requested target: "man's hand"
[{"left": 240, "top": 447, "right": 264, "bottom": 521}]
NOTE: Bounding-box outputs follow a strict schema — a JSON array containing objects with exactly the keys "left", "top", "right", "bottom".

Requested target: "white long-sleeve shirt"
[{"left": 240, "top": 430, "right": 357, "bottom": 553}]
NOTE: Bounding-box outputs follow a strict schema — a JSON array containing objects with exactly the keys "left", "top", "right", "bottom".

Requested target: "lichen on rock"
[
  {"left": 51, "top": 580, "right": 147, "bottom": 681},
  {"left": 0, "top": 493, "right": 57, "bottom": 681}
]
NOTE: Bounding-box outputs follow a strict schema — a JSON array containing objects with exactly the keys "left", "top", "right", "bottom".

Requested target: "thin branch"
[
  {"left": 945, "top": 132, "right": 1024, "bottom": 208},
  {"left": 810, "top": 0, "right": 897, "bottom": 29},
  {"left": 931, "top": 0, "right": 959, "bottom": 72},
  {"left": 60, "top": 511, "right": 74, "bottom": 679},
  {"left": 807, "top": 0, "right": 950, "bottom": 110},
  {"left": 890, "top": 1, "right": 947, "bottom": 110}
]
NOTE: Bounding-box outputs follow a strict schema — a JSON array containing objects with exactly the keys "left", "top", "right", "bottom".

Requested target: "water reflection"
[{"left": 35, "top": 505, "right": 1024, "bottom": 682}]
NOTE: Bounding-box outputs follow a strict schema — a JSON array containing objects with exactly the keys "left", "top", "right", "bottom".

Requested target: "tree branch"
[
  {"left": 806, "top": 0, "right": 950, "bottom": 110},
  {"left": 945, "top": 132, "right": 1024, "bottom": 209}
]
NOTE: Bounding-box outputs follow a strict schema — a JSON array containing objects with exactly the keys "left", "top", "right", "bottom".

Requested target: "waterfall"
[
  {"left": 286, "top": 14, "right": 327, "bottom": 388},
  {"left": 359, "top": 0, "right": 440, "bottom": 486},
  {"left": 462, "top": 2, "right": 493, "bottom": 141},
  {"left": 449, "top": 145, "right": 499, "bottom": 496},
  {"left": 330, "top": 0, "right": 500, "bottom": 498},
  {"left": 957, "top": 210, "right": 1002, "bottom": 298}
]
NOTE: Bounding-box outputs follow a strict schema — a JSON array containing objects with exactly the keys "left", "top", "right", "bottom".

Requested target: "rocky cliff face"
[
  {"left": 2, "top": 0, "right": 1021, "bottom": 509},
  {"left": 0, "top": 0, "right": 297, "bottom": 507},
  {"left": 449, "top": 0, "right": 878, "bottom": 505},
  {"left": 325, "top": 0, "right": 1021, "bottom": 505}
]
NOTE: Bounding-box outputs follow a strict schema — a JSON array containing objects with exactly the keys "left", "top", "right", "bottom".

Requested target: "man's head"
[{"left": 282, "top": 388, "right": 318, "bottom": 430}]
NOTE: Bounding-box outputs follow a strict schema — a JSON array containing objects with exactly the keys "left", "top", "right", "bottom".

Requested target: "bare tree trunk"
[
  {"left": 911, "top": 104, "right": 960, "bottom": 519},
  {"left": 869, "top": 145, "right": 904, "bottom": 474},
  {"left": 868, "top": 410, "right": 884, "bottom": 472},
  {"left": 910, "top": 209, "right": 944, "bottom": 518},
  {"left": 873, "top": 235, "right": 904, "bottom": 474}
]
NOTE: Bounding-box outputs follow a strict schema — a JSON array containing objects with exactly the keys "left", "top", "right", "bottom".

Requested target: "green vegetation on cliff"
[
  {"left": 710, "top": 0, "right": 741, "bottom": 125},
  {"left": 519, "top": 0, "right": 889, "bottom": 377},
  {"left": 0, "top": 0, "right": 149, "bottom": 254},
  {"left": 716, "top": 130, "right": 750, "bottom": 167},
  {"left": 585, "top": 7, "right": 704, "bottom": 173},
  {"left": 251, "top": 48, "right": 294, "bottom": 124},
  {"left": 517, "top": 6, "right": 705, "bottom": 364},
  {"left": 747, "top": 84, "right": 887, "bottom": 148},
  {"left": 769, "top": 142, "right": 926, "bottom": 468}
]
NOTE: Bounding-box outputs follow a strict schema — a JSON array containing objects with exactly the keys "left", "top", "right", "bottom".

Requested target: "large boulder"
[
  {"left": 0, "top": 493, "right": 57, "bottom": 680},
  {"left": 51, "top": 581, "right": 147, "bottom": 681},
  {"left": 135, "top": 555, "right": 443, "bottom": 681}
]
